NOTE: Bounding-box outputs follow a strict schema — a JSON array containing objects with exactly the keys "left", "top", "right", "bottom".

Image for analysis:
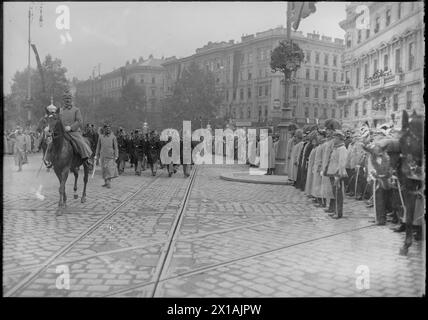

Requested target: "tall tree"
[
  {"left": 270, "top": 40, "right": 304, "bottom": 116},
  {"left": 163, "top": 62, "right": 222, "bottom": 129},
  {"left": 6, "top": 54, "right": 69, "bottom": 126}
]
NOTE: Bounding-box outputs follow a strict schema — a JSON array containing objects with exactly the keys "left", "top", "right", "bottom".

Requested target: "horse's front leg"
[
  {"left": 400, "top": 192, "right": 417, "bottom": 255},
  {"left": 81, "top": 163, "right": 89, "bottom": 203},
  {"left": 73, "top": 167, "right": 79, "bottom": 199},
  {"left": 60, "top": 168, "right": 69, "bottom": 208}
]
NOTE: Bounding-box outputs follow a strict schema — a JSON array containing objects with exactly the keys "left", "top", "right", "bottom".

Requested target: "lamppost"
[{"left": 275, "top": 2, "right": 294, "bottom": 175}]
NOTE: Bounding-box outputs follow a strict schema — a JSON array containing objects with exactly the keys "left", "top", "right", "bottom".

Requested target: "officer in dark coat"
[
  {"left": 116, "top": 127, "right": 129, "bottom": 174},
  {"left": 133, "top": 129, "right": 146, "bottom": 175},
  {"left": 146, "top": 130, "right": 162, "bottom": 176}
]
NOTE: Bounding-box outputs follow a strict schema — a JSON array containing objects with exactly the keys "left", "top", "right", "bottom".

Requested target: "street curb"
[{"left": 220, "top": 172, "right": 293, "bottom": 185}]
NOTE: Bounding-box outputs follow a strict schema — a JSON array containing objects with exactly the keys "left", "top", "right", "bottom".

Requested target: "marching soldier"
[
  {"left": 133, "top": 129, "right": 146, "bottom": 176},
  {"left": 116, "top": 127, "right": 129, "bottom": 174}
]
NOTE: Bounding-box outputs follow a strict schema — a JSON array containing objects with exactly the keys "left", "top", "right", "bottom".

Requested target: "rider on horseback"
[{"left": 44, "top": 88, "right": 93, "bottom": 169}]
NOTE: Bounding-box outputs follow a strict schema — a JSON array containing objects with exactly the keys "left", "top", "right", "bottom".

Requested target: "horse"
[
  {"left": 398, "top": 110, "right": 425, "bottom": 255},
  {"left": 45, "top": 112, "right": 90, "bottom": 210}
]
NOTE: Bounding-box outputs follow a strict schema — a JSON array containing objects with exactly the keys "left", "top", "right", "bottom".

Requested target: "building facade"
[
  {"left": 336, "top": 2, "right": 424, "bottom": 128},
  {"left": 76, "top": 55, "right": 166, "bottom": 127},
  {"left": 163, "top": 26, "right": 344, "bottom": 127}
]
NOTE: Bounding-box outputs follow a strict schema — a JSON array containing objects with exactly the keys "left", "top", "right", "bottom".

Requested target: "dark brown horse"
[
  {"left": 45, "top": 112, "right": 89, "bottom": 211},
  {"left": 398, "top": 110, "right": 424, "bottom": 255}
]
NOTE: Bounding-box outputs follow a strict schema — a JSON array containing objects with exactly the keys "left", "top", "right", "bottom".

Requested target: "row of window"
[
  {"left": 305, "top": 69, "right": 343, "bottom": 82},
  {"left": 302, "top": 87, "right": 336, "bottom": 100},
  {"left": 343, "top": 91, "right": 413, "bottom": 118},
  {"left": 305, "top": 51, "right": 339, "bottom": 67},
  {"left": 231, "top": 104, "right": 339, "bottom": 120},
  {"left": 226, "top": 86, "right": 270, "bottom": 101},
  {"left": 345, "top": 42, "right": 415, "bottom": 87},
  {"left": 103, "top": 75, "right": 157, "bottom": 90},
  {"left": 348, "top": 3, "right": 416, "bottom": 48}
]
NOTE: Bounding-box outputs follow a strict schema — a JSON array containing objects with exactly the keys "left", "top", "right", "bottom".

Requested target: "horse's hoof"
[
  {"left": 81, "top": 197, "right": 86, "bottom": 203},
  {"left": 74, "top": 194, "right": 78, "bottom": 199}
]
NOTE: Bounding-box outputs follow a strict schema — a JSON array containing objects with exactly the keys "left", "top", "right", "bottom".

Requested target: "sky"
[{"left": 3, "top": 1, "right": 349, "bottom": 94}]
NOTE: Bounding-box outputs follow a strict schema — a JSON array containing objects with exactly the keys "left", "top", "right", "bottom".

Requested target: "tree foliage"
[
  {"left": 270, "top": 40, "right": 305, "bottom": 79},
  {"left": 163, "top": 62, "right": 222, "bottom": 129},
  {"left": 81, "top": 78, "right": 148, "bottom": 130},
  {"left": 5, "top": 54, "right": 69, "bottom": 126}
]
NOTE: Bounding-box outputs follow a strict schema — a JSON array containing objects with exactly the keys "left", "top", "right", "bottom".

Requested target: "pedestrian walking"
[
  {"left": 11, "top": 127, "right": 28, "bottom": 171},
  {"left": 95, "top": 123, "right": 119, "bottom": 188}
]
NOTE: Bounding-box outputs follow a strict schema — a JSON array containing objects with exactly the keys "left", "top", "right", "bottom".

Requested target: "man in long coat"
[
  {"left": 288, "top": 129, "right": 303, "bottom": 183},
  {"left": 326, "top": 130, "right": 348, "bottom": 218},
  {"left": 95, "top": 123, "right": 119, "bottom": 188},
  {"left": 285, "top": 124, "right": 298, "bottom": 175},
  {"left": 321, "top": 119, "right": 341, "bottom": 213}
]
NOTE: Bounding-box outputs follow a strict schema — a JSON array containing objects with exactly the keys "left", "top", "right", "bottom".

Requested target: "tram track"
[
  {"left": 105, "top": 223, "right": 377, "bottom": 297},
  {"left": 5, "top": 173, "right": 165, "bottom": 297}
]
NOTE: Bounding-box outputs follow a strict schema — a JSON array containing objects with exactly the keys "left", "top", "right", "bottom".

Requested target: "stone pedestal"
[{"left": 275, "top": 106, "right": 292, "bottom": 175}]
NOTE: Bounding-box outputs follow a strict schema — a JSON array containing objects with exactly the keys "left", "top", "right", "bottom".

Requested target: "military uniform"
[
  {"left": 59, "top": 106, "right": 93, "bottom": 159},
  {"left": 326, "top": 131, "right": 348, "bottom": 218},
  {"left": 133, "top": 132, "right": 146, "bottom": 175},
  {"left": 116, "top": 132, "right": 129, "bottom": 174}
]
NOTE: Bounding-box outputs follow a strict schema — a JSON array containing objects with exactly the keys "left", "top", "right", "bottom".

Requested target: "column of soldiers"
[{"left": 286, "top": 118, "right": 423, "bottom": 240}]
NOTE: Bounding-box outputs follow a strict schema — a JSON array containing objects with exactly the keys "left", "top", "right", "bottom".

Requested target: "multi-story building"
[
  {"left": 336, "top": 2, "right": 424, "bottom": 128},
  {"left": 163, "top": 26, "right": 344, "bottom": 127},
  {"left": 76, "top": 55, "right": 166, "bottom": 126}
]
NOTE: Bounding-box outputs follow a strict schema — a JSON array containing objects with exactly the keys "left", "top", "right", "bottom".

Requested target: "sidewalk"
[{"left": 220, "top": 167, "right": 293, "bottom": 185}]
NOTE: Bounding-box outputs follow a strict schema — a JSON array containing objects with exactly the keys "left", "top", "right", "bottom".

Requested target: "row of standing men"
[{"left": 285, "top": 119, "right": 423, "bottom": 240}]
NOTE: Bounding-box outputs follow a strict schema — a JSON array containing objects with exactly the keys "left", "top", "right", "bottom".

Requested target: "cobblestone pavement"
[{"left": 2, "top": 154, "right": 425, "bottom": 297}]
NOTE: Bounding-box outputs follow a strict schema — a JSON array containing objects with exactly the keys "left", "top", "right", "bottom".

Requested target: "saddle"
[{"left": 62, "top": 131, "right": 79, "bottom": 156}]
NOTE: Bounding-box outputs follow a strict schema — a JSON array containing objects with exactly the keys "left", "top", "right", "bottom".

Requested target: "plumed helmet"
[{"left": 46, "top": 97, "right": 57, "bottom": 113}]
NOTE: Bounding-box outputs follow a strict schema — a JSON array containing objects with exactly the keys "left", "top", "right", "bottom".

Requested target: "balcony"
[
  {"left": 363, "top": 73, "right": 403, "bottom": 95},
  {"left": 335, "top": 85, "right": 353, "bottom": 102}
]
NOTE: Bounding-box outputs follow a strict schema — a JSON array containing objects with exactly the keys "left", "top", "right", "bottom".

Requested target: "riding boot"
[
  {"left": 106, "top": 179, "right": 111, "bottom": 189},
  {"left": 392, "top": 223, "right": 406, "bottom": 233}
]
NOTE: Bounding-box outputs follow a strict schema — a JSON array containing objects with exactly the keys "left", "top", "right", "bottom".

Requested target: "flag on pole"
[{"left": 290, "top": 2, "right": 317, "bottom": 30}]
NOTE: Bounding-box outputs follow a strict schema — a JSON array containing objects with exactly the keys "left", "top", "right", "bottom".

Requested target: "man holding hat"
[
  {"left": 326, "top": 129, "right": 348, "bottom": 218},
  {"left": 95, "top": 123, "right": 119, "bottom": 188}
]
